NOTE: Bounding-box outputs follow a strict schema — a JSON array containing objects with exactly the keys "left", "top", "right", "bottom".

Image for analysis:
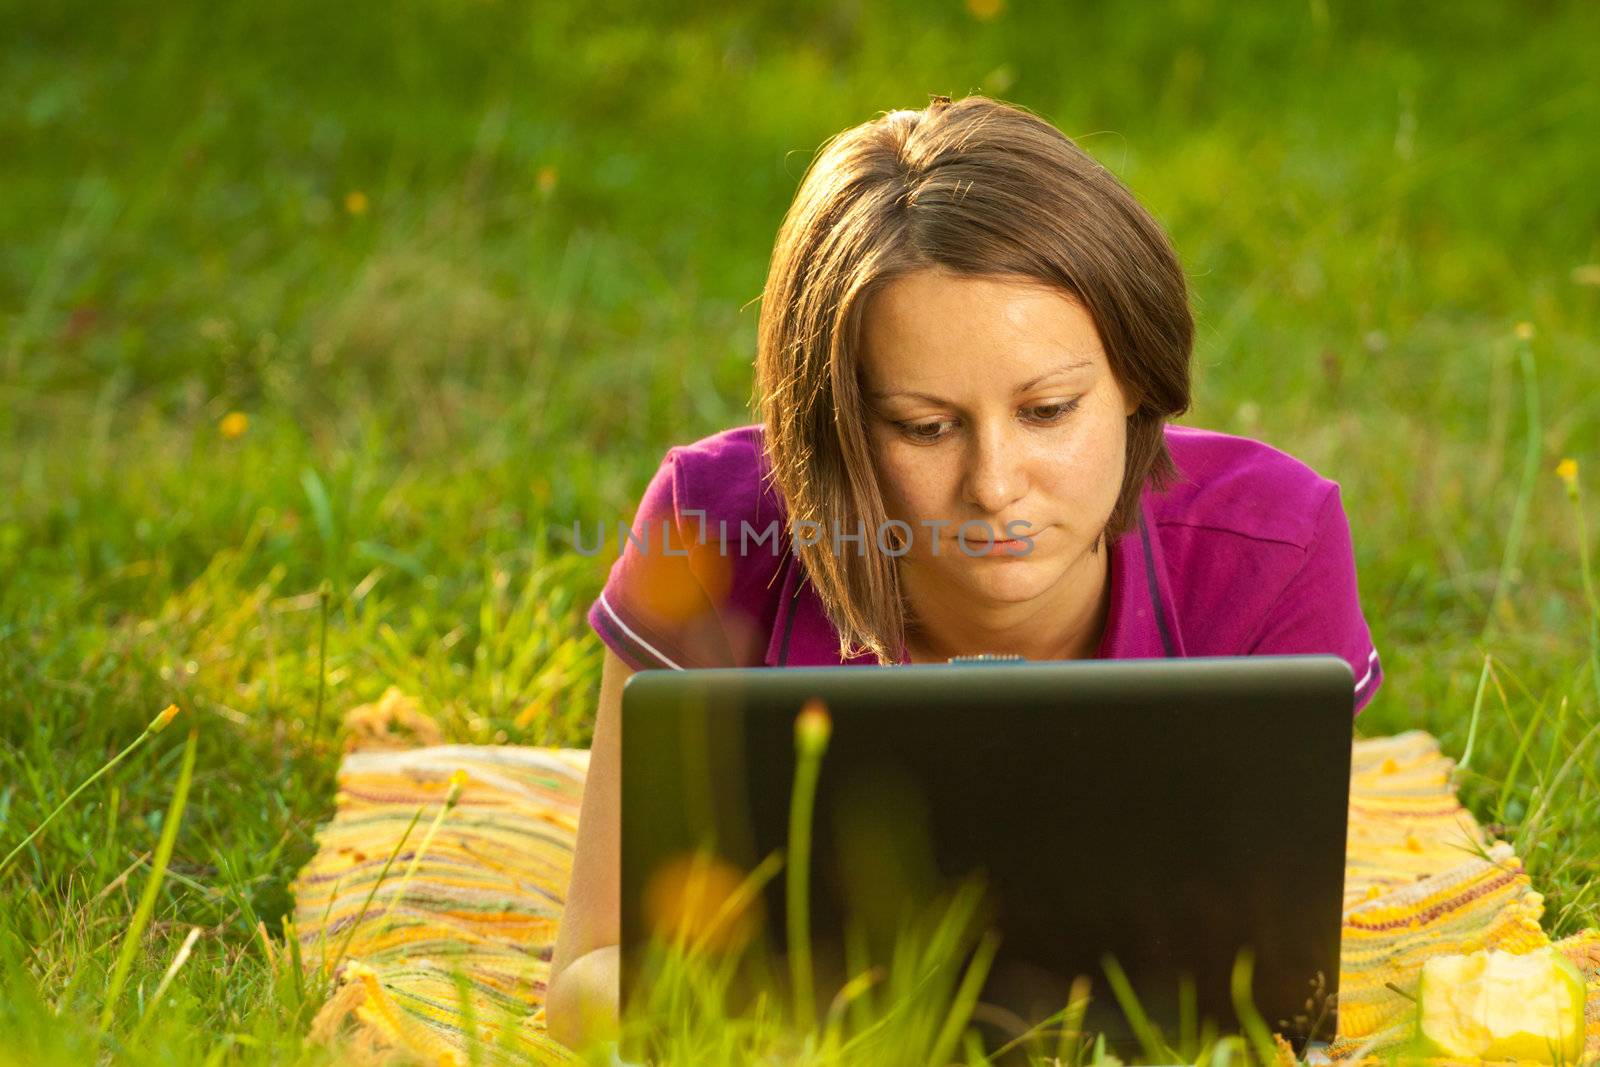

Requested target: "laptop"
[{"left": 619, "top": 654, "right": 1353, "bottom": 1064}]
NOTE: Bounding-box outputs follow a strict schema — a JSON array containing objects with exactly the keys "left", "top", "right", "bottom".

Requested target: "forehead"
[{"left": 858, "top": 269, "right": 1105, "bottom": 382}]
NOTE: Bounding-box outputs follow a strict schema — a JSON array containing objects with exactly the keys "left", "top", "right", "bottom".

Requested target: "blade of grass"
[
  {"left": 1101, "top": 953, "right": 1174, "bottom": 1064},
  {"left": 452, "top": 961, "right": 483, "bottom": 1067},
  {"left": 1228, "top": 948, "right": 1281, "bottom": 1067},
  {"left": 1495, "top": 689, "right": 1547, "bottom": 826},
  {"left": 1557, "top": 459, "right": 1600, "bottom": 707},
  {"left": 284, "top": 915, "right": 308, "bottom": 1026},
  {"left": 787, "top": 700, "right": 830, "bottom": 1032},
  {"left": 99, "top": 725, "right": 198, "bottom": 1031},
  {"left": 835, "top": 937, "right": 974, "bottom": 1060},
  {"left": 1517, "top": 716, "right": 1600, "bottom": 862},
  {"left": 1538, "top": 694, "right": 1574, "bottom": 800},
  {"left": 1456, "top": 653, "right": 1491, "bottom": 772},
  {"left": 684, "top": 849, "right": 784, "bottom": 962},
  {"left": 327, "top": 804, "right": 425, "bottom": 977},
  {"left": 311, "top": 580, "right": 331, "bottom": 748},
  {"left": 1481, "top": 333, "right": 1540, "bottom": 644},
  {"left": 841, "top": 920, "right": 877, "bottom": 1037},
  {"left": 127, "top": 925, "right": 202, "bottom": 1041},
  {"left": 1178, "top": 972, "right": 1198, "bottom": 1061},
  {"left": 369, "top": 770, "right": 467, "bottom": 941},
  {"left": 1055, "top": 975, "right": 1092, "bottom": 1065},
  {"left": 926, "top": 929, "right": 1000, "bottom": 1067},
  {"left": 986, "top": 996, "right": 1081, "bottom": 1062},
  {"left": 1, "top": 705, "right": 180, "bottom": 876}
]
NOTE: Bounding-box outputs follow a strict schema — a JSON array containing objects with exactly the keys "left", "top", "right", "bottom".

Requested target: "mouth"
[{"left": 943, "top": 524, "right": 1048, "bottom": 557}]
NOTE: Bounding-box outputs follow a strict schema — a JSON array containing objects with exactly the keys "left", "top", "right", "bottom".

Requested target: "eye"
[
  {"left": 1025, "top": 398, "right": 1082, "bottom": 423},
  {"left": 895, "top": 418, "right": 957, "bottom": 443}
]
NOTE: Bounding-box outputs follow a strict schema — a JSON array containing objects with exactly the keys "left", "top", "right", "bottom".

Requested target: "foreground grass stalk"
[
  {"left": 99, "top": 725, "right": 199, "bottom": 1031},
  {"left": 685, "top": 849, "right": 785, "bottom": 960},
  {"left": 371, "top": 769, "right": 468, "bottom": 940},
  {"left": 327, "top": 804, "right": 425, "bottom": 977},
  {"left": 1102, "top": 953, "right": 1173, "bottom": 1064},
  {"left": 311, "top": 580, "right": 331, "bottom": 747},
  {"left": 1228, "top": 948, "right": 1280, "bottom": 1067},
  {"left": 0, "top": 704, "right": 180, "bottom": 877},
  {"left": 1556, "top": 458, "right": 1600, "bottom": 706},
  {"left": 984, "top": 980, "right": 1086, "bottom": 1063},
  {"left": 1483, "top": 330, "right": 1540, "bottom": 643},
  {"left": 1457, "top": 654, "right": 1491, "bottom": 772},
  {"left": 127, "top": 925, "right": 202, "bottom": 1042},
  {"left": 927, "top": 928, "right": 1001, "bottom": 1066},
  {"left": 787, "top": 699, "right": 831, "bottom": 1033}
]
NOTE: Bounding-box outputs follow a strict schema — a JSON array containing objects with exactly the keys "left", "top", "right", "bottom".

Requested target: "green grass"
[{"left": 2, "top": 0, "right": 1599, "bottom": 1062}]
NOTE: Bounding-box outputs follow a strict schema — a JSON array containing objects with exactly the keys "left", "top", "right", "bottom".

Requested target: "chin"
[{"left": 954, "top": 560, "right": 1060, "bottom": 603}]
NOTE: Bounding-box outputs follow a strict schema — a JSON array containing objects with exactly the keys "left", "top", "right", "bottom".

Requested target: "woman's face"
[{"left": 858, "top": 268, "right": 1138, "bottom": 611}]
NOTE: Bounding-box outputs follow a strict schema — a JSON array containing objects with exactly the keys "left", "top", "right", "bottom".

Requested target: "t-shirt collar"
[{"left": 763, "top": 494, "right": 1182, "bottom": 667}]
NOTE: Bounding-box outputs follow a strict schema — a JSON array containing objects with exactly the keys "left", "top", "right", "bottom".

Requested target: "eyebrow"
[{"left": 867, "top": 359, "right": 1094, "bottom": 404}]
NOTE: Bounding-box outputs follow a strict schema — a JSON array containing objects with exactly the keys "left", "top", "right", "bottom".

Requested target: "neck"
[{"left": 900, "top": 541, "right": 1113, "bottom": 663}]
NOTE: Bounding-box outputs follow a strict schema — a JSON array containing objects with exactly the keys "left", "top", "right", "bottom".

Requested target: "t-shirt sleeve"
[
  {"left": 586, "top": 449, "right": 736, "bottom": 671},
  {"left": 1244, "top": 484, "right": 1384, "bottom": 718}
]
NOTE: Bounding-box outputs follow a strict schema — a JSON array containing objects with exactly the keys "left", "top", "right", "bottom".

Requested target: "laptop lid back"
[{"left": 620, "top": 654, "right": 1353, "bottom": 1057}]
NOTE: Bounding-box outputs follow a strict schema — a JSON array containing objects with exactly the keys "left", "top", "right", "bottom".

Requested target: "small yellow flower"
[
  {"left": 219, "top": 411, "right": 249, "bottom": 439},
  {"left": 1556, "top": 458, "right": 1578, "bottom": 488},
  {"left": 149, "top": 704, "right": 181, "bottom": 733},
  {"left": 445, "top": 769, "right": 469, "bottom": 807},
  {"left": 1514, "top": 321, "right": 1535, "bottom": 341},
  {"left": 966, "top": 0, "right": 1005, "bottom": 19},
  {"left": 536, "top": 165, "right": 558, "bottom": 195},
  {"left": 344, "top": 190, "right": 369, "bottom": 216}
]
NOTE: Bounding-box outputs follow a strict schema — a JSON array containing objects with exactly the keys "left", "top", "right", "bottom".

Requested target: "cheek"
[
  {"left": 1084, "top": 415, "right": 1131, "bottom": 504},
  {"left": 871, "top": 439, "right": 951, "bottom": 518},
  {"left": 1029, "top": 415, "right": 1128, "bottom": 508},
  {"left": 875, "top": 458, "right": 926, "bottom": 516}
]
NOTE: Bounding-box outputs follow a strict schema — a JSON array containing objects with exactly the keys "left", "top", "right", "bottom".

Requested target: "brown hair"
[{"left": 754, "top": 93, "right": 1193, "bottom": 665}]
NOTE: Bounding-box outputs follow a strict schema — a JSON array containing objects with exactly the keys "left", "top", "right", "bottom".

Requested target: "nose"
[{"left": 961, "top": 418, "right": 1028, "bottom": 519}]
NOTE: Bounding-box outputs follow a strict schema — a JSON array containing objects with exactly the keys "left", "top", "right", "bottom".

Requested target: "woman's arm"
[{"left": 547, "top": 646, "right": 632, "bottom": 1050}]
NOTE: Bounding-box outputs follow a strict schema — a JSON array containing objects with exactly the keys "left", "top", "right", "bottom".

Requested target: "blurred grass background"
[{"left": 2, "top": 0, "right": 1598, "bottom": 1060}]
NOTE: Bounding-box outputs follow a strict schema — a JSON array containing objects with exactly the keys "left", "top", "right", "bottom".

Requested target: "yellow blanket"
[{"left": 291, "top": 729, "right": 1600, "bottom": 1065}]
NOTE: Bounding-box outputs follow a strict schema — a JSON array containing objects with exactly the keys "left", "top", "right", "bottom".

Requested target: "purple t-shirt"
[{"left": 586, "top": 422, "right": 1383, "bottom": 717}]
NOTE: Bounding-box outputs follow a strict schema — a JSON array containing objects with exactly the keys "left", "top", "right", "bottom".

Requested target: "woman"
[{"left": 546, "top": 93, "right": 1383, "bottom": 1050}]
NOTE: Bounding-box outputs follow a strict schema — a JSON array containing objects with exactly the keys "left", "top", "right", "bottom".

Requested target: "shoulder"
[
  {"left": 654, "top": 423, "right": 791, "bottom": 648},
  {"left": 1146, "top": 424, "right": 1374, "bottom": 667},
  {"left": 658, "top": 423, "right": 786, "bottom": 531},
  {"left": 1143, "top": 427, "right": 1380, "bottom": 711},
  {"left": 661, "top": 422, "right": 768, "bottom": 482},
  {"left": 590, "top": 424, "right": 789, "bottom": 670},
  {"left": 1149, "top": 423, "right": 1340, "bottom": 549}
]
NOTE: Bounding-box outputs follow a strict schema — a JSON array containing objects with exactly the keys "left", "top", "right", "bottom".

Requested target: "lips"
[
  {"left": 943, "top": 523, "right": 1046, "bottom": 539},
  {"left": 943, "top": 525, "right": 1046, "bottom": 556}
]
